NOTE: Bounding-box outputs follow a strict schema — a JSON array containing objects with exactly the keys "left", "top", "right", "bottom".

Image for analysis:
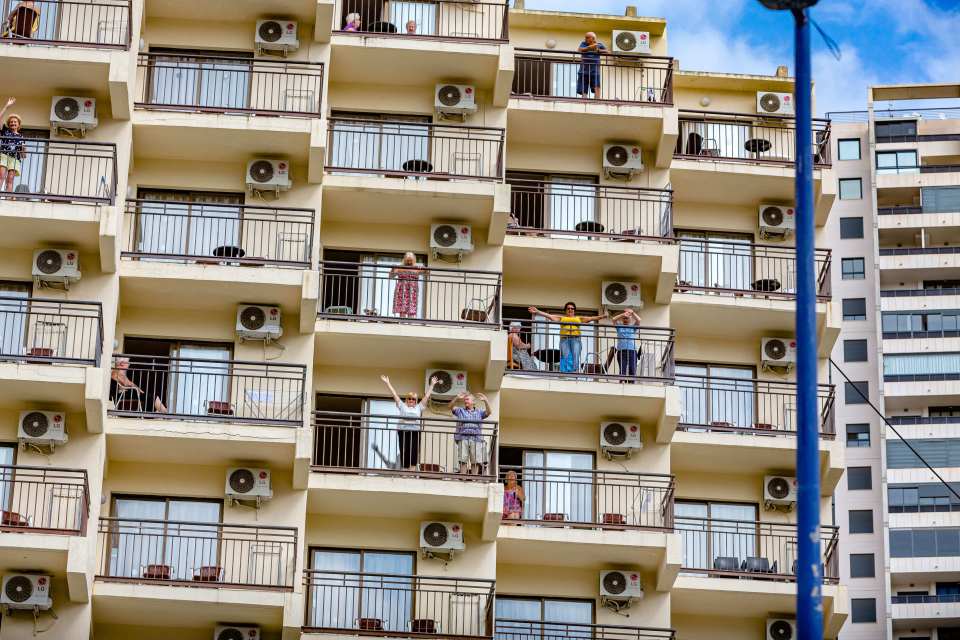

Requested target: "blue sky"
[{"left": 520, "top": 0, "right": 960, "bottom": 115}]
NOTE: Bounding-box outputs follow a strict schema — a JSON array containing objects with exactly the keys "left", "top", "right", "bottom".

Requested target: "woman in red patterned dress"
[{"left": 390, "top": 252, "right": 421, "bottom": 319}]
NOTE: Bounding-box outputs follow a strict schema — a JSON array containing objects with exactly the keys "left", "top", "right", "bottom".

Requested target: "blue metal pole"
[{"left": 792, "top": 7, "right": 822, "bottom": 640}]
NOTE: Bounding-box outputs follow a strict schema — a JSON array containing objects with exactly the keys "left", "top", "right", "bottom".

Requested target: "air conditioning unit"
[
  {"left": 246, "top": 159, "right": 292, "bottom": 193},
  {"left": 766, "top": 618, "right": 796, "bottom": 640},
  {"left": 430, "top": 223, "right": 474, "bottom": 257},
  {"left": 602, "top": 144, "right": 644, "bottom": 179},
  {"left": 599, "top": 570, "right": 643, "bottom": 603},
  {"left": 612, "top": 30, "right": 651, "bottom": 55},
  {"left": 600, "top": 422, "right": 642, "bottom": 459},
  {"left": 420, "top": 521, "right": 465, "bottom": 558},
  {"left": 435, "top": 83, "right": 477, "bottom": 117},
  {"left": 601, "top": 281, "right": 643, "bottom": 310},
  {"left": 761, "top": 337, "right": 797, "bottom": 371},
  {"left": 18, "top": 411, "right": 68, "bottom": 449},
  {"left": 33, "top": 248, "right": 80, "bottom": 285},
  {"left": 255, "top": 20, "right": 299, "bottom": 55},
  {"left": 425, "top": 369, "right": 468, "bottom": 400},
  {"left": 214, "top": 624, "right": 261, "bottom": 640},
  {"left": 764, "top": 475, "right": 798, "bottom": 510},
  {"left": 50, "top": 96, "right": 98, "bottom": 135},
  {"left": 757, "top": 91, "right": 794, "bottom": 116},
  {"left": 1, "top": 574, "right": 52, "bottom": 611},
  {"left": 225, "top": 468, "right": 273, "bottom": 502},
  {"left": 759, "top": 204, "right": 795, "bottom": 240},
  {"left": 236, "top": 305, "right": 283, "bottom": 342}
]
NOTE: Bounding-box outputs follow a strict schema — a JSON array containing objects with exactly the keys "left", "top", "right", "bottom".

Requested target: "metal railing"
[
  {"left": 892, "top": 593, "right": 960, "bottom": 605},
  {"left": 504, "top": 319, "right": 674, "bottom": 382},
  {"left": 498, "top": 465, "right": 674, "bottom": 530},
  {"left": 675, "top": 517, "right": 839, "bottom": 582},
  {"left": 512, "top": 49, "right": 673, "bottom": 105},
  {"left": 881, "top": 287, "right": 960, "bottom": 297},
  {"left": 0, "top": 138, "right": 115, "bottom": 203},
  {"left": 889, "top": 415, "right": 960, "bottom": 425},
  {"left": 507, "top": 179, "right": 673, "bottom": 240},
  {"left": 107, "top": 354, "right": 305, "bottom": 426},
  {"left": 96, "top": 517, "right": 297, "bottom": 589},
  {"left": 496, "top": 620, "right": 676, "bottom": 640},
  {"left": 676, "top": 375, "right": 836, "bottom": 437},
  {"left": 122, "top": 199, "right": 315, "bottom": 268},
  {"left": 319, "top": 261, "right": 502, "bottom": 327},
  {"left": 135, "top": 53, "right": 324, "bottom": 117},
  {"left": 880, "top": 246, "right": 960, "bottom": 256},
  {"left": 877, "top": 206, "right": 923, "bottom": 216},
  {"left": 0, "top": 0, "right": 130, "bottom": 48},
  {"left": 313, "top": 411, "right": 498, "bottom": 480},
  {"left": 677, "top": 240, "right": 831, "bottom": 300},
  {"left": 675, "top": 110, "right": 832, "bottom": 166},
  {"left": 335, "top": 0, "right": 508, "bottom": 42},
  {"left": 0, "top": 465, "right": 88, "bottom": 534},
  {"left": 0, "top": 296, "right": 102, "bottom": 365},
  {"left": 326, "top": 118, "right": 505, "bottom": 180},
  {"left": 304, "top": 570, "right": 495, "bottom": 637},
  {"left": 920, "top": 164, "right": 960, "bottom": 174}
]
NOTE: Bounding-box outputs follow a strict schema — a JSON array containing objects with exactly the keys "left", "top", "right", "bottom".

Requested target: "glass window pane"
[
  {"left": 110, "top": 498, "right": 168, "bottom": 578},
  {"left": 840, "top": 217, "right": 864, "bottom": 239},
  {"left": 840, "top": 178, "right": 862, "bottom": 200},
  {"left": 838, "top": 139, "right": 860, "bottom": 161},
  {"left": 851, "top": 598, "right": 876, "bottom": 623}
]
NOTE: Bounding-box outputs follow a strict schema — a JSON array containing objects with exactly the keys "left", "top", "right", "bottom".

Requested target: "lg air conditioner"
[
  {"left": 757, "top": 91, "right": 794, "bottom": 116},
  {"left": 214, "top": 624, "right": 261, "bottom": 640},
  {"left": 763, "top": 475, "right": 798, "bottom": 510},
  {"left": 18, "top": 411, "right": 67, "bottom": 449},
  {"left": 435, "top": 83, "right": 477, "bottom": 117},
  {"left": 225, "top": 468, "right": 273, "bottom": 503},
  {"left": 599, "top": 570, "right": 643, "bottom": 603},
  {"left": 425, "top": 369, "right": 467, "bottom": 400},
  {"left": 430, "top": 223, "right": 474, "bottom": 258},
  {"left": 766, "top": 618, "right": 796, "bottom": 640},
  {"left": 255, "top": 20, "right": 299, "bottom": 55},
  {"left": 600, "top": 422, "right": 642, "bottom": 459},
  {"left": 246, "top": 159, "right": 292, "bottom": 194},
  {"left": 601, "top": 281, "right": 643, "bottom": 310},
  {"left": 236, "top": 305, "right": 283, "bottom": 342},
  {"left": 33, "top": 249, "right": 81, "bottom": 285},
  {"left": 420, "top": 521, "right": 465, "bottom": 558},
  {"left": 50, "top": 96, "right": 97, "bottom": 135},
  {"left": 761, "top": 337, "right": 797, "bottom": 371},
  {"left": 759, "top": 204, "right": 795, "bottom": 240},
  {"left": 602, "top": 144, "right": 644, "bottom": 179},
  {"left": 612, "top": 30, "right": 651, "bottom": 55},
  {"left": 1, "top": 574, "right": 52, "bottom": 611}
]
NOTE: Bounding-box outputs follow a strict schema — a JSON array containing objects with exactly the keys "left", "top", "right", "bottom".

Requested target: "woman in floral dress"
[{"left": 390, "top": 252, "right": 421, "bottom": 319}]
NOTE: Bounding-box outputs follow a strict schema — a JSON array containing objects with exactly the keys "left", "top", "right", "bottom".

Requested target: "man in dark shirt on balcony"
[{"left": 577, "top": 32, "right": 606, "bottom": 98}]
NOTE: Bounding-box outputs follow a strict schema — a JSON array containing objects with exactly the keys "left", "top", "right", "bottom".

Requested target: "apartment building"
[{"left": 0, "top": 1, "right": 847, "bottom": 639}]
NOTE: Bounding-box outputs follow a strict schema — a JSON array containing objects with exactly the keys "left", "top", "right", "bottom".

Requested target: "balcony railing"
[
  {"left": 326, "top": 118, "right": 505, "bottom": 181},
  {"left": 675, "top": 517, "right": 839, "bottom": 582},
  {"left": 496, "top": 620, "right": 676, "bottom": 640},
  {"left": 889, "top": 415, "right": 960, "bottom": 425},
  {"left": 677, "top": 240, "right": 831, "bottom": 300},
  {"left": 677, "top": 375, "right": 836, "bottom": 437},
  {"left": 504, "top": 319, "right": 675, "bottom": 382},
  {"left": 0, "top": 138, "right": 116, "bottom": 203},
  {"left": 675, "top": 110, "right": 832, "bottom": 166},
  {"left": 512, "top": 49, "right": 673, "bottom": 105},
  {"left": 892, "top": 593, "right": 960, "bottom": 604},
  {"left": 920, "top": 164, "right": 960, "bottom": 174},
  {"left": 0, "top": 465, "right": 88, "bottom": 534},
  {"left": 881, "top": 287, "right": 960, "bottom": 298},
  {"left": 335, "top": 0, "right": 508, "bottom": 42},
  {"left": 135, "top": 53, "right": 324, "bottom": 117},
  {"left": 877, "top": 206, "right": 923, "bottom": 216},
  {"left": 313, "top": 411, "right": 498, "bottom": 480},
  {"left": 0, "top": 0, "right": 130, "bottom": 48},
  {"left": 96, "top": 517, "right": 297, "bottom": 589},
  {"left": 498, "top": 465, "right": 674, "bottom": 530},
  {"left": 122, "top": 199, "right": 315, "bottom": 268},
  {"left": 0, "top": 297, "right": 102, "bottom": 365},
  {"left": 507, "top": 179, "right": 673, "bottom": 240},
  {"left": 108, "top": 354, "right": 305, "bottom": 426},
  {"left": 319, "top": 261, "right": 502, "bottom": 327},
  {"left": 880, "top": 246, "right": 960, "bottom": 256},
  {"left": 304, "top": 570, "right": 495, "bottom": 637}
]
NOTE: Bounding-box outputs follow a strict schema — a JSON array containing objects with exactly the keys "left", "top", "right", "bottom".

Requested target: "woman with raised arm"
[
  {"left": 610, "top": 308, "right": 641, "bottom": 379},
  {"left": 380, "top": 374, "right": 438, "bottom": 471},
  {"left": 0, "top": 97, "right": 25, "bottom": 192},
  {"left": 528, "top": 302, "right": 606, "bottom": 373}
]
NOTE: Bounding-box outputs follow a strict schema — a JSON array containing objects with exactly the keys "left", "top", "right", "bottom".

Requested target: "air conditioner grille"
[
  {"left": 54, "top": 97, "right": 80, "bottom": 121},
  {"left": 602, "top": 571, "right": 627, "bottom": 595},
  {"left": 35, "top": 250, "right": 63, "bottom": 275},
  {"left": 768, "top": 620, "right": 794, "bottom": 640},
  {"left": 432, "top": 225, "right": 458, "bottom": 247},
  {"left": 603, "top": 423, "right": 627, "bottom": 446},
  {"left": 761, "top": 206, "right": 784, "bottom": 226},
  {"left": 249, "top": 160, "right": 275, "bottom": 183},
  {"left": 4, "top": 576, "right": 33, "bottom": 603},
  {"left": 437, "top": 85, "right": 462, "bottom": 107},
  {"left": 767, "top": 477, "right": 791, "bottom": 500},
  {"left": 240, "top": 307, "right": 267, "bottom": 331},
  {"left": 615, "top": 31, "right": 637, "bottom": 51},
  {"left": 432, "top": 371, "right": 453, "bottom": 395},
  {"left": 217, "top": 629, "right": 245, "bottom": 640},
  {"left": 21, "top": 412, "right": 49, "bottom": 438},
  {"left": 258, "top": 20, "right": 283, "bottom": 42},
  {"left": 229, "top": 468, "right": 255, "bottom": 494},
  {"left": 423, "top": 522, "right": 449, "bottom": 547},
  {"left": 758, "top": 93, "right": 782, "bottom": 113},
  {"left": 764, "top": 339, "right": 787, "bottom": 360},
  {"left": 604, "top": 282, "right": 628, "bottom": 304},
  {"left": 605, "top": 145, "right": 629, "bottom": 167}
]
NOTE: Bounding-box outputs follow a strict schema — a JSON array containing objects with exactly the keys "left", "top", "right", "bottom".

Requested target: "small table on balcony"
[
  {"left": 533, "top": 348, "right": 560, "bottom": 370},
  {"left": 369, "top": 21, "right": 398, "bottom": 34},
  {"left": 745, "top": 138, "right": 773, "bottom": 158},
  {"left": 751, "top": 278, "right": 782, "bottom": 293},
  {"left": 213, "top": 245, "right": 246, "bottom": 266},
  {"left": 574, "top": 221, "right": 605, "bottom": 239},
  {"left": 402, "top": 159, "right": 433, "bottom": 177}
]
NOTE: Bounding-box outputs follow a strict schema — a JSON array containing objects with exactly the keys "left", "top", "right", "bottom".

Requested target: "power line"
[{"left": 829, "top": 357, "right": 960, "bottom": 503}]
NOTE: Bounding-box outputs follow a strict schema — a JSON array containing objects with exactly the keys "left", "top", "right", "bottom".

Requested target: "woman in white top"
[{"left": 381, "top": 374, "right": 439, "bottom": 470}]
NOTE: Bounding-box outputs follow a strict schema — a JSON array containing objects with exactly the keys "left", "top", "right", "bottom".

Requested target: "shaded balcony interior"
[
  {"left": 0, "top": 0, "right": 131, "bottom": 49},
  {"left": 334, "top": 0, "right": 508, "bottom": 42},
  {"left": 0, "top": 138, "right": 116, "bottom": 204},
  {"left": 0, "top": 464, "right": 88, "bottom": 535}
]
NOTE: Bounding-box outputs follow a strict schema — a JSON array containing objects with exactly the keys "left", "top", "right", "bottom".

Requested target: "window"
[
  {"left": 841, "top": 257, "right": 866, "bottom": 280},
  {"left": 135, "top": 189, "right": 245, "bottom": 259},
  {"left": 884, "top": 352, "right": 960, "bottom": 381},
  {"left": 840, "top": 217, "right": 864, "bottom": 239},
  {"left": 875, "top": 120, "right": 917, "bottom": 140},
  {"left": 844, "top": 339, "right": 869, "bottom": 363},
  {"left": 887, "top": 439, "right": 960, "bottom": 469},
  {"left": 849, "top": 553, "right": 875, "bottom": 578},
  {"left": 839, "top": 178, "right": 863, "bottom": 200},
  {"left": 923, "top": 187, "right": 960, "bottom": 215},
  {"left": 877, "top": 150, "right": 919, "bottom": 175},
  {"left": 497, "top": 448, "right": 595, "bottom": 522},
  {"left": 890, "top": 528, "right": 960, "bottom": 558},
  {"left": 675, "top": 231, "right": 755, "bottom": 292},
  {"left": 837, "top": 138, "right": 861, "bottom": 161},
  {"left": 675, "top": 501, "right": 758, "bottom": 572},
  {"left": 320, "top": 249, "right": 429, "bottom": 320},
  {"left": 147, "top": 49, "right": 253, "bottom": 110},
  {"left": 850, "top": 598, "right": 877, "bottom": 623},
  {"left": 890, "top": 482, "right": 960, "bottom": 513},
  {"left": 328, "top": 111, "right": 433, "bottom": 176},
  {"left": 846, "top": 423, "right": 870, "bottom": 448},
  {"left": 849, "top": 509, "right": 874, "bottom": 534},
  {"left": 844, "top": 381, "right": 869, "bottom": 405},
  {"left": 0, "top": 281, "right": 30, "bottom": 359},
  {"left": 848, "top": 467, "right": 872, "bottom": 491},
  {"left": 675, "top": 363, "right": 756, "bottom": 430},
  {"left": 843, "top": 298, "right": 867, "bottom": 321},
  {"left": 496, "top": 597, "right": 594, "bottom": 634},
  {"left": 505, "top": 172, "right": 601, "bottom": 233}
]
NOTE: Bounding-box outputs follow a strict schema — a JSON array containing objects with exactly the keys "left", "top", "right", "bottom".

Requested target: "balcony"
[
  {"left": 503, "top": 181, "right": 677, "bottom": 303},
  {"left": 876, "top": 162, "right": 960, "bottom": 191},
  {"left": 303, "top": 570, "right": 495, "bottom": 638},
  {"left": 315, "top": 262, "right": 505, "bottom": 388},
  {"left": 495, "top": 621, "right": 675, "bottom": 640},
  {"left": 144, "top": 0, "right": 333, "bottom": 43},
  {"left": 892, "top": 593, "right": 960, "bottom": 628},
  {"left": 879, "top": 246, "right": 960, "bottom": 284},
  {"left": 309, "top": 411, "right": 501, "bottom": 531},
  {"left": 94, "top": 517, "right": 297, "bottom": 629}
]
